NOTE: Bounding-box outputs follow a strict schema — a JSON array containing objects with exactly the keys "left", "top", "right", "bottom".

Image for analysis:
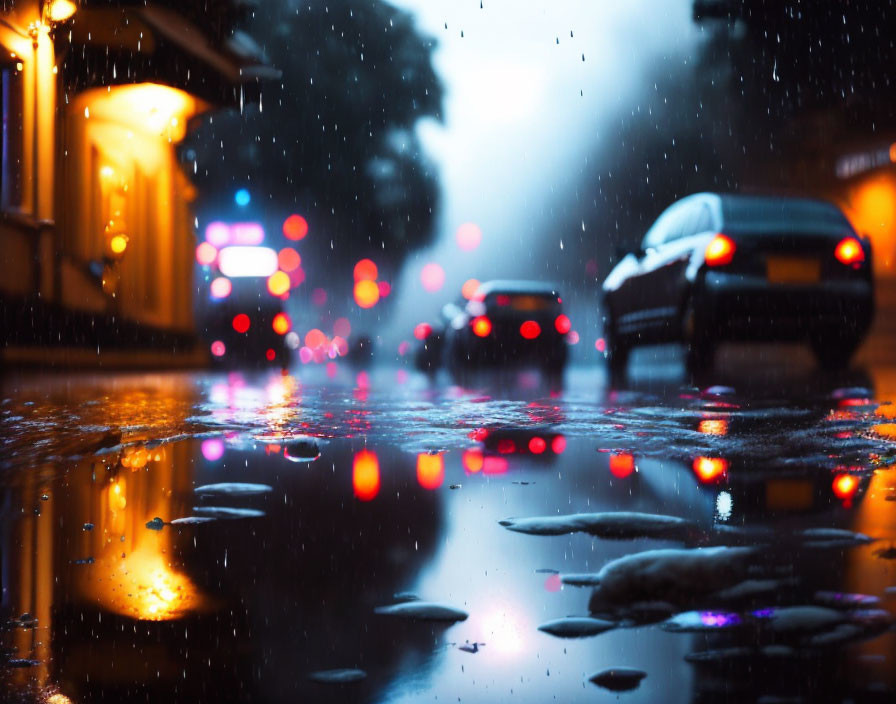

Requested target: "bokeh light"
[
  {"left": 282, "top": 214, "right": 308, "bottom": 240},
  {"left": 201, "top": 438, "right": 225, "bottom": 461},
  {"left": 462, "top": 278, "right": 481, "bottom": 300},
  {"left": 693, "top": 457, "right": 728, "bottom": 483},
  {"left": 609, "top": 453, "right": 635, "bottom": 478},
  {"left": 209, "top": 276, "right": 232, "bottom": 299},
  {"left": 420, "top": 262, "right": 445, "bottom": 292},
  {"left": 414, "top": 322, "right": 433, "bottom": 340},
  {"left": 333, "top": 317, "right": 351, "bottom": 338},
  {"left": 272, "top": 313, "right": 291, "bottom": 335},
  {"left": 378, "top": 280, "right": 391, "bottom": 297},
  {"left": 456, "top": 222, "right": 482, "bottom": 251},
  {"left": 832, "top": 473, "right": 859, "bottom": 501},
  {"left": 234, "top": 189, "right": 250, "bottom": 206},
  {"left": 520, "top": 320, "right": 541, "bottom": 339},
  {"left": 210, "top": 340, "right": 226, "bottom": 357},
  {"left": 278, "top": 247, "right": 301, "bottom": 272},
  {"left": 554, "top": 314, "right": 571, "bottom": 334},
  {"left": 232, "top": 314, "right": 250, "bottom": 333},
  {"left": 267, "top": 271, "right": 291, "bottom": 297},
  {"left": 528, "top": 436, "right": 546, "bottom": 454},
  {"left": 312, "top": 287, "right": 327, "bottom": 306},
  {"left": 353, "top": 450, "right": 380, "bottom": 501},
  {"left": 195, "top": 242, "right": 217, "bottom": 266},
  {"left": 472, "top": 316, "right": 492, "bottom": 337},
  {"left": 305, "top": 328, "right": 327, "bottom": 349},
  {"left": 354, "top": 258, "right": 378, "bottom": 282},
  {"left": 417, "top": 453, "right": 444, "bottom": 490},
  {"left": 354, "top": 279, "right": 380, "bottom": 308}
]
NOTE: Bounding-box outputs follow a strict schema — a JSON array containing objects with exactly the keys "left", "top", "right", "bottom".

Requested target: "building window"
[{"left": 1, "top": 64, "right": 24, "bottom": 211}]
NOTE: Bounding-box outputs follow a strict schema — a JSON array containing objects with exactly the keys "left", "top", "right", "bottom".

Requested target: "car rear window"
[
  {"left": 487, "top": 293, "right": 559, "bottom": 312},
  {"left": 721, "top": 196, "right": 852, "bottom": 233}
]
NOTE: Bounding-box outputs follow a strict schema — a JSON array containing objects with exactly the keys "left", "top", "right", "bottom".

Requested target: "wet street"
[{"left": 3, "top": 348, "right": 896, "bottom": 703}]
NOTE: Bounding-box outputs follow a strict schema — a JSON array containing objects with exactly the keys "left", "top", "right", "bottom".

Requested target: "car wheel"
[
  {"left": 811, "top": 335, "right": 860, "bottom": 370},
  {"left": 682, "top": 298, "right": 715, "bottom": 374}
]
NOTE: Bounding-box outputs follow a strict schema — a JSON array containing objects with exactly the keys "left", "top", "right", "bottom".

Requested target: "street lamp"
[{"left": 44, "top": 0, "right": 77, "bottom": 24}]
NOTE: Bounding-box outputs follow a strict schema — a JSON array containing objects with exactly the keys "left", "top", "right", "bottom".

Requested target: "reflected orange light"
[
  {"left": 354, "top": 258, "right": 378, "bottom": 282},
  {"left": 463, "top": 449, "right": 484, "bottom": 473},
  {"left": 267, "top": 271, "right": 291, "bottom": 297},
  {"left": 417, "top": 453, "right": 444, "bottom": 490},
  {"left": 609, "top": 453, "right": 634, "bottom": 478},
  {"left": 353, "top": 450, "right": 380, "bottom": 501},
  {"left": 693, "top": 456, "right": 728, "bottom": 483},
  {"left": 462, "top": 278, "right": 481, "bottom": 300},
  {"left": 698, "top": 419, "right": 729, "bottom": 436},
  {"left": 354, "top": 279, "right": 380, "bottom": 308},
  {"left": 832, "top": 473, "right": 859, "bottom": 501}
]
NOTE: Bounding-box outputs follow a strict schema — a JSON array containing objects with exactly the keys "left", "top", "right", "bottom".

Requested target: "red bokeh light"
[
  {"left": 414, "top": 322, "right": 433, "bottom": 340},
  {"left": 278, "top": 247, "right": 301, "bottom": 272},
  {"left": 528, "top": 436, "right": 546, "bottom": 454},
  {"left": 520, "top": 320, "right": 541, "bottom": 339},
  {"left": 333, "top": 317, "right": 351, "bottom": 338},
  {"left": 554, "top": 314, "right": 571, "bottom": 334},
  {"left": 609, "top": 453, "right": 635, "bottom": 478},
  {"left": 832, "top": 473, "right": 859, "bottom": 501},
  {"left": 595, "top": 337, "right": 606, "bottom": 353},
  {"left": 354, "top": 258, "right": 378, "bottom": 282},
  {"left": 282, "top": 214, "right": 309, "bottom": 241},
  {"left": 210, "top": 340, "right": 226, "bottom": 357},
  {"left": 463, "top": 450, "right": 484, "bottom": 473},
  {"left": 705, "top": 233, "right": 736, "bottom": 266},
  {"left": 472, "top": 316, "right": 492, "bottom": 337},
  {"left": 265, "top": 348, "right": 276, "bottom": 361},
  {"left": 232, "top": 314, "right": 250, "bottom": 333},
  {"left": 378, "top": 281, "right": 391, "bottom": 297},
  {"left": 551, "top": 435, "right": 566, "bottom": 454},
  {"left": 834, "top": 237, "right": 865, "bottom": 267},
  {"left": 305, "top": 328, "right": 327, "bottom": 349}
]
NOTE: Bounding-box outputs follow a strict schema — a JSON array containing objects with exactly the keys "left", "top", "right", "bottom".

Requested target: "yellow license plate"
[
  {"left": 765, "top": 479, "right": 814, "bottom": 510},
  {"left": 766, "top": 257, "right": 820, "bottom": 284}
]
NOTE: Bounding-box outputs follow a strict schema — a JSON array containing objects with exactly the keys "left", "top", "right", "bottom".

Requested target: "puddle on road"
[{"left": 2, "top": 367, "right": 896, "bottom": 701}]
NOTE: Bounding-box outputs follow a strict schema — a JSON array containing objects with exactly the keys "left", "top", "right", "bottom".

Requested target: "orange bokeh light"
[
  {"left": 304, "top": 328, "right": 328, "bottom": 349},
  {"left": 698, "top": 419, "right": 729, "bottom": 436},
  {"left": 417, "top": 453, "right": 444, "bottom": 490},
  {"left": 283, "top": 214, "right": 309, "bottom": 241},
  {"left": 461, "top": 278, "right": 481, "bottom": 300},
  {"left": 832, "top": 473, "right": 859, "bottom": 501},
  {"left": 472, "top": 316, "right": 492, "bottom": 337},
  {"left": 278, "top": 247, "right": 301, "bottom": 272},
  {"left": 609, "top": 453, "right": 635, "bottom": 478},
  {"left": 354, "top": 258, "right": 378, "bottom": 282},
  {"left": 272, "top": 312, "right": 291, "bottom": 335},
  {"left": 267, "top": 271, "right": 291, "bottom": 297},
  {"left": 353, "top": 450, "right": 380, "bottom": 501},
  {"left": 693, "top": 456, "right": 728, "bottom": 483},
  {"left": 354, "top": 279, "right": 380, "bottom": 308},
  {"left": 463, "top": 449, "right": 484, "bottom": 473}
]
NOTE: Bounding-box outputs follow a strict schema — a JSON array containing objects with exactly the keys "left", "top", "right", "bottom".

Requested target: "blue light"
[{"left": 234, "top": 189, "right": 251, "bottom": 206}]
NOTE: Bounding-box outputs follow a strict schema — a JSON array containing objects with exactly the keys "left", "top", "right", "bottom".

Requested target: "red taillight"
[
  {"left": 413, "top": 322, "right": 432, "bottom": 340},
  {"left": 528, "top": 436, "right": 546, "bottom": 454},
  {"left": 693, "top": 456, "right": 728, "bottom": 483},
  {"left": 834, "top": 237, "right": 865, "bottom": 267},
  {"left": 832, "top": 473, "right": 859, "bottom": 501},
  {"left": 554, "top": 314, "right": 571, "bottom": 334},
  {"left": 520, "top": 320, "right": 541, "bottom": 339},
  {"left": 472, "top": 316, "right": 492, "bottom": 337},
  {"left": 704, "top": 234, "right": 736, "bottom": 266},
  {"left": 232, "top": 313, "right": 250, "bottom": 333}
]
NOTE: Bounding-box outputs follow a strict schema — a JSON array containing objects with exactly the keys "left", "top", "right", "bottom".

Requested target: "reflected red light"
[
  {"left": 551, "top": 435, "right": 566, "bottom": 454},
  {"left": 210, "top": 340, "right": 226, "bottom": 357},
  {"left": 196, "top": 242, "right": 218, "bottom": 266},
  {"left": 705, "top": 233, "right": 736, "bottom": 266},
  {"left": 463, "top": 449, "right": 484, "bottom": 473},
  {"left": 414, "top": 322, "right": 433, "bottom": 340},
  {"left": 417, "top": 453, "right": 444, "bottom": 490},
  {"left": 497, "top": 438, "right": 516, "bottom": 454},
  {"left": 353, "top": 450, "right": 380, "bottom": 501},
  {"left": 378, "top": 280, "right": 391, "bottom": 297},
  {"left": 265, "top": 348, "right": 276, "bottom": 361},
  {"left": 832, "top": 473, "right": 859, "bottom": 501},
  {"left": 283, "top": 214, "right": 309, "bottom": 241},
  {"left": 528, "top": 436, "right": 546, "bottom": 454},
  {"left": 232, "top": 314, "right": 250, "bottom": 333},
  {"left": 693, "top": 457, "right": 728, "bottom": 483},
  {"left": 554, "top": 314, "right": 571, "bottom": 334},
  {"left": 834, "top": 237, "right": 865, "bottom": 267},
  {"left": 520, "top": 321, "right": 541, "bottom": 339},
  {"left": 354, "top": 258, "right": 378, "bottom": 282},
  {"left": 421, "top": 262, "right": 445, "bottom": 292},
  {"left": 482, "top": 456, "right": 508, "bottom": 474},
  {"left": 472, "top": 316, "right": 492, "bottom": 337},
  {"left": 272, "top": 313, "right": 291, "bottom": 335},
  {"left": 609, "top": 453, "right": 634, "bottom": 478}
]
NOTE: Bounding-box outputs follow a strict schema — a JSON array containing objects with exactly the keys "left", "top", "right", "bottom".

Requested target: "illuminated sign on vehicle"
[
  {"left": 204, "top": 221, "right": 265, "bottom": 247},
  {"left": 218, "top": 246, "right": 279, "bottom": 277}
]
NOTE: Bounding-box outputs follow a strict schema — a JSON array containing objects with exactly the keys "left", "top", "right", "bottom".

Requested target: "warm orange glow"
[
  {"left": 520, "top": 320, "right": 541, "bottom": 339},
  {"left": 354, "top": 279, "right": 380, "bottom": 308},
  {"left": 873, "top": 423, "right": 896, "bottom": 439},
  {"left": 463, "top": 449, "right": 484, "bottom": 473},
  {"left": 554, "top": 314, "right": 571, "bottom": 334},
  {"left": 609, "top": 453, "right": 635, "bottom": 478},
  {"left": 705, "top": 234, "right": 736, "bottom": 266},
  {"left": 109, "top": 234, "right": 128, "bottom": 255},
  {"left": 462, "top": 278, "right": 481, "bottom": 300},
  {"left": 278, "top": 247, "right": 301, "bottom": 272},
  {"left": 196, "top": 242, "right": 217, "bottom": 266},
  {"left": 472, "top": 316, "right": 492, "bottom": 337},
  {"left": 693, "top": 456, "right": 728, "bottom": 483},
  {"left": 698, "top": 419, "right": 729, "bottom": 436},
  {"left": 834, "top": 237, "right": 865, "bottom": 267},
  {"left": 272, "top": 313, "right": 291, "bottom": 335},
  {"left": 846, "top": 175, "right": 896, "bottom": 272},
  {"left": 832, "top": 473, "right": 859, "bottom": 501},
  {"left": 283, "top": 214, "right": 309, "bottom": 240},
  {"left": 417, "top": 453, "right": 445, "bottom": 490},
  {"left": 304, "top": 328, "right": 328, "bottom": 349},
  {"left": 354, "top": 258, "right": 378, "bottom": 282},
  {"left": 267, "top": 271, "right": 291, "bottom": 297},
  {"left": 47, "top": 0, "right": 78, "bottom": 23},
  {"left": 353, "top": 450, "right": 380, "bottom": 501}
]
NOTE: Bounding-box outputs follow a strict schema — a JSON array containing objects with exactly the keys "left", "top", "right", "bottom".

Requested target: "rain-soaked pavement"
[{"left": 3, "top": 348, "right": 896, "bottom": 702}]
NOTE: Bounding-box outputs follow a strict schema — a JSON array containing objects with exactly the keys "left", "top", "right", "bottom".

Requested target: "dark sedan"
[{"left": 601, "top": 193, "right": 874, "bottom": 375}]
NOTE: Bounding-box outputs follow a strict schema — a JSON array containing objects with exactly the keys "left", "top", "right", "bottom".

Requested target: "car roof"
[
  {"left": 687, "top": 192, "right": 853, "bottom": 233},
  {"left": 475, "top": 280, "right": 561, "bottom": 297}
]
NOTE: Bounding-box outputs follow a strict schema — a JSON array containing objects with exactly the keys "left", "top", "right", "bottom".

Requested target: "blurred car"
[
  {"left": 601, "top": 193, "right": 874, "bottom": 375},
  {"left": 203, "top": 283, "right": 290, "bottom": 368},
  {"left": 444, "top": 280, "right": 569, "bottom": 373}
]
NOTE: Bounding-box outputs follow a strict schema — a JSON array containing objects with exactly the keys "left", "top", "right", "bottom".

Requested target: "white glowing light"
[
  {"left": 218, "top": 246, "right": 278, "bottom": 278},
  {"left": 716, "top": 491, "right": 733, "bottom": 521}
]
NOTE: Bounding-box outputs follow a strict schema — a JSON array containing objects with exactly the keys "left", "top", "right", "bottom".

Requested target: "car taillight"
[
  {"left": 554, "top": 314, "right": 571, "bottom": 334},
  {"left": 834, "top": 237, "right": 865, "bottom": 267},
  {"left": 413, "top": 322, "right": 433, "bottom": 340},
  {"left": 704, "top": 234, "right": 736, "bottom": 266},
  {"left": 472, "top": 316, "right": 492, "bottom": 337},
  {"left": 520, "top": 320, "right": 541, "bottom": 339}
]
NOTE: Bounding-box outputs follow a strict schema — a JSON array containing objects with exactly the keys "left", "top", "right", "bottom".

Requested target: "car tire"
[{"left": 811, "top": 335, "right": 859, "bottom": 370}]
